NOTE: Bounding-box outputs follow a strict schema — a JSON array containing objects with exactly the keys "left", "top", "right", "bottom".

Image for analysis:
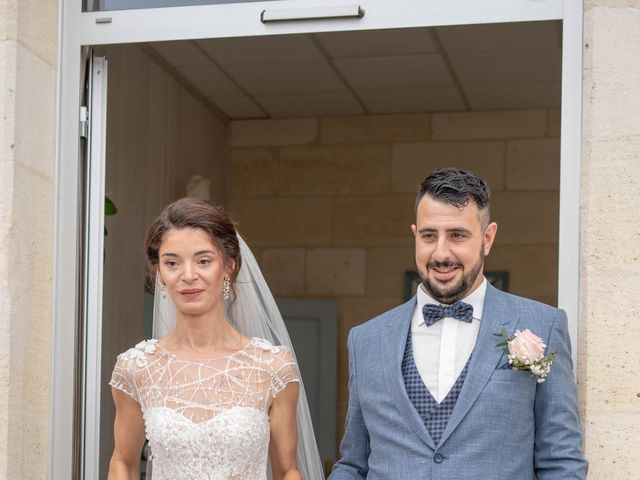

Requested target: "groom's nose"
[{"left": 432, "top": 238, "right": 452, "bottom": 262}]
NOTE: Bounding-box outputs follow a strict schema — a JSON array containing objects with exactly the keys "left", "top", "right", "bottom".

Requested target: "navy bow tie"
[{"left": 422, "top": 301, "right": 474, "bottom": 326}]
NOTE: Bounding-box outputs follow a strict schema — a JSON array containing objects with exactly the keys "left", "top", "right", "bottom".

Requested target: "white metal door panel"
[{"left": 82, "top": 55, "right": 109, "bottom": 480}]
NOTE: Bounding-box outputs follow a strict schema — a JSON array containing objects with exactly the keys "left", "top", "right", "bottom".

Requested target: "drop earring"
[
  {"left": 160, "top": 282, "right": 168, "bottom": 300},
  {"left": 223, "top": 276, "right": 231, "bottom": 302}
]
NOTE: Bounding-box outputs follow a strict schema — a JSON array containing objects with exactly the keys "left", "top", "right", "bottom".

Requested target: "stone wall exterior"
[
  {"left": 0, "top": 0, "right": 58, "bottom": 478},
  {"left": 580, "top": 2, "right": 640, "bottom": 478},
  {"left": 228, "top": 109, "right": 561, "bottom": 447}
]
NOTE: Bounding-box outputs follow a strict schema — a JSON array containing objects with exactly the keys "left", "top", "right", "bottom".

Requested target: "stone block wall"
[
  {"left": 0, "top": 0, "right": 57, "bottom": 478},
  {"left": 581, "top": 2, "right": 640, "bottom": 478},
  {"left": 228, "top": 108, "right": 561, "bottom": 447}
]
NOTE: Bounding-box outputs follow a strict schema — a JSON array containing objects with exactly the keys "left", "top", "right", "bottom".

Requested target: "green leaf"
[{"left": 105, "top": 195, "right": 118, "bottom": 216}]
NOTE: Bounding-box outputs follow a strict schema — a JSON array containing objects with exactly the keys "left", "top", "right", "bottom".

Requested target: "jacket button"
[{"left": 433, "top": 453, "right": 444, "bottom": 463}]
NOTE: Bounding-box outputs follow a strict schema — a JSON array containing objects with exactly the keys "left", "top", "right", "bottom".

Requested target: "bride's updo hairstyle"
[{"left": 144, "top": 198, "right": 242, "bottom": 302}]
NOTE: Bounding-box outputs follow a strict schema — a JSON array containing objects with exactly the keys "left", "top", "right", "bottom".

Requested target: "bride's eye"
[
  {"left": 198, "top": 258, "right": 212, "bottom": 266},
  {"left": 164, "top": 260, "right": 179, "bottom": 268}
]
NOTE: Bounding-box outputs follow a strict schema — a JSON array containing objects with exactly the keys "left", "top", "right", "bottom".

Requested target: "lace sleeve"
[
  {"left": 270, "top": 347, "right": 301, "bottom": 398},
  {"left": 109, "top": 353, "right": 139, "bottom": 404}
]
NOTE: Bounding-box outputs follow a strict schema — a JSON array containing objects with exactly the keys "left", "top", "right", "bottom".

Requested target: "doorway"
[{"left": 53, "top": 2, "right": 582, "bottom": 478}]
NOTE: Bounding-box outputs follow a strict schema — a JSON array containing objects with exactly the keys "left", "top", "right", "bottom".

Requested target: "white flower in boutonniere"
[{"left": 494, "top": 329, "right": 557, "bottom": 383}]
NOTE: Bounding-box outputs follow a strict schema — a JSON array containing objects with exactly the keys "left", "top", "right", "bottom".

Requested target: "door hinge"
[{"left": 80, "top": 106, "right": 89, "bottom": 139}]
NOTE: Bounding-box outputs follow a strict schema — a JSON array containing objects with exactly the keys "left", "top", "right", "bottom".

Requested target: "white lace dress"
[{"left": 109, "top": 337, "right": 300, "bottom": 480}]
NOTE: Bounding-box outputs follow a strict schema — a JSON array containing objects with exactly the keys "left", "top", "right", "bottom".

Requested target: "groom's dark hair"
[{"left": 416, "top": 168, "right": 491, "bottom": 228}]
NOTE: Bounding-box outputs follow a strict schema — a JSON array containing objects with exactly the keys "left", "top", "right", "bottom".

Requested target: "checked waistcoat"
[{"left": 401, "top": 330, "right": 470, "bottom": 446}]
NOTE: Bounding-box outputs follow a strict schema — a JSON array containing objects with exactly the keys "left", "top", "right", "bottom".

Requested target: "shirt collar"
[{"left": 416, "top": 277, "right": 487, "bottom": 324}]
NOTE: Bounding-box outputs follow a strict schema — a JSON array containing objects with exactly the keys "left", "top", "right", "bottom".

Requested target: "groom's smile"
[
  {"left": 411, "top": 195, "right": 497, "bottom": 305},
  {"left": 429, "top": 261, "right": 463, "bottom": 281}
]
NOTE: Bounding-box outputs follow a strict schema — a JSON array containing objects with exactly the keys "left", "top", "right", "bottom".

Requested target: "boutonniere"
[{"left": 494, "top": 329, "right": 557, "bottom": 383}]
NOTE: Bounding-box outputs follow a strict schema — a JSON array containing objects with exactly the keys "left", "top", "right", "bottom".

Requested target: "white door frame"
[{"left": 52, "top": 0, "right": 582, "bottom": 478}]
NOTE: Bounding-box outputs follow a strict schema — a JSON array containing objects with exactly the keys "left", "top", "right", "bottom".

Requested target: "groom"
[{"left": 329, "top": 168, "right": 587, "bottom": 479}]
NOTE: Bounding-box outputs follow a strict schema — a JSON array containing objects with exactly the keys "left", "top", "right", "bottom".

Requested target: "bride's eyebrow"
[
  {"left": 194, "top": 250, "right": 216, "bottom": 256},
  {"left": 161, "top": 250, "right": 216, "bottom": 258}
]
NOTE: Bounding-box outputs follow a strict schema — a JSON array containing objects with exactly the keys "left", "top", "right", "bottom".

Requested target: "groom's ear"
[
  {"left": 411, "top": 224, "right": 417, "bottom": 237},
  {"left": 483, "top": 222, "right": 498, "bottom": 256}
]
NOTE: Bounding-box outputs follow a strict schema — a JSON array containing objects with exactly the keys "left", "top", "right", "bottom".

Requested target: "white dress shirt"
[{"left": 411, "top": 278, "right": 487, "bottom": 403}]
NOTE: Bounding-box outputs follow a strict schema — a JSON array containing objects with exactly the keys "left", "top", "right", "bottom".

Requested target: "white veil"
[{"left": 152, "top": 235, "right": 325, "bottom": 480}]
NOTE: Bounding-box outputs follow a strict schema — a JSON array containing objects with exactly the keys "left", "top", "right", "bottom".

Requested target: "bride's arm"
[
  {"left": 269, "top": 382, "right": 303, "bottom": 480},
  {"left": 107, "top": 388, "right": 146, "bottom": 480}
]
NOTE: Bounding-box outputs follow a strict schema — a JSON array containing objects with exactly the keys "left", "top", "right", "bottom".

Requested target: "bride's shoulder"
[
  {"left": 249, "top": 338, "right": 296, "bottom": 365},
  {"left": 250, "top": 338, "right": 292, "bottom": 356},
  {"left": 116, "top": 339, "right": 160, "bottom": 368}
]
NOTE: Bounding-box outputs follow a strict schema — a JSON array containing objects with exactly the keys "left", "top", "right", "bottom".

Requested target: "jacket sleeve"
[
  {"left": 533, "top": 309, "right": 589, "bottom": 479},
  {"left": 328, "top": 329, "right": 370, "bottom": 480}
]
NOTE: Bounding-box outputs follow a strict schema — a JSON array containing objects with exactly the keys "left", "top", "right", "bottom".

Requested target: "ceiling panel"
[
  {"left": 145, "top": 20, "right": 562, "bottom": 119},
  {"left": 316, "top": 28, "right": 437, "bottom": 58},
  {"left": 211, "top": 96, "right": 266, "bottom": 119},
  {"left": 359, "top": 87, "right": 466, "bottom": 114},
  {"left": 223, "top": 60, "right": 347, "bottom": 95},
  {"left": 334, "top": 54, "right": 454, "bottom": 91},
  {"left": 197, "top": 34, "right": 323, "bottom": 65},
  {"left": 436, "top": 21, "right": 561, "bottom": 52},
  {"left": 176, "top": 65, "right": 244, "bottom": 97},
  {"left": 256, "top": 92, "right": 365, "bottom": 118},
  {"left": 150, "top": 41, "right": 210, "bottom": 67},
  {"left": 464, "top": 83, "right": 560, "bottom": 110},
  {"left": 449, "top": 49, "right": 562, "bottom": 85}
]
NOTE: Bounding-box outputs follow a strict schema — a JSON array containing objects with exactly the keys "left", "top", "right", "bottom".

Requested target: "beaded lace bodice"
[{"left": 109, "top": 337, "right": 299, "bottom": 480}]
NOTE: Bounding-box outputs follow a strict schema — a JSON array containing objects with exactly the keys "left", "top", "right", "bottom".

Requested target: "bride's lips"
[{"left": 178, "top": 289, "right": 204, "bottom": 299}]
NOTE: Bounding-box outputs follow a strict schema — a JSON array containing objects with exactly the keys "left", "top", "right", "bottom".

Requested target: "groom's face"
[{"left": 411, "top": 195, "right": 497, "bottom": 304}]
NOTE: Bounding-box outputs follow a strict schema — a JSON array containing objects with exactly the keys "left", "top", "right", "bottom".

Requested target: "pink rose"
[{"left": 508, "top": 329, "right": 546, "bottom": 364}]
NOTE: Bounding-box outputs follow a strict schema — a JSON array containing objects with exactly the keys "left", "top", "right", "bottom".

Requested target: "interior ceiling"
[{"left": 148, "top": 20, "right": 562, "bottom": 120}]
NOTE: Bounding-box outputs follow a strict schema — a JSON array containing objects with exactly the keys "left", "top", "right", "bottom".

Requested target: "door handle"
[{"left": 261, "top": 5, "right": 364, "bottom": 23}]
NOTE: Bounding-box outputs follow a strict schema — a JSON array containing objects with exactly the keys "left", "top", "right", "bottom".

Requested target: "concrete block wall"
[
  {"left": 228, "top": 108, "right": 561, "bottom": 447},
  {"left": 0, "top": 0, "right": 57, "bottom": 478}
]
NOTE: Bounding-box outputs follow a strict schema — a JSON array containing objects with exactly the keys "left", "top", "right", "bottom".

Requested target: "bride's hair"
[{"left": 144, "top": 198, "right": 243, "bottom": 301}]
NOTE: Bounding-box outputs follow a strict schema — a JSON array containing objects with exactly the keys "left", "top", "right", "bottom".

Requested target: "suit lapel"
[
  {"left": 380, "top": 297, "right": 437, "bottom": 450},
  {"left": 438, "top": 284, "right": 519, "bottom": 446}
]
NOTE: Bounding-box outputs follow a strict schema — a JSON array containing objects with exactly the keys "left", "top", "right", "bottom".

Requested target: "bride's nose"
[{"left": 181, "top": 263, "right": 198, "bottom": 282}]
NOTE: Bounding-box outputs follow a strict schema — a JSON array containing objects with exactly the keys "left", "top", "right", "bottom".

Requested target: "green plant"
[{"left": 105, "top": 195, "right": 118, "bottom": 236}]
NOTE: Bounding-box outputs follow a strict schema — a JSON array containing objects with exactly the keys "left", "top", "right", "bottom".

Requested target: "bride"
[{"left": 107, "top": 198, "right": 323, "bottom": 480}]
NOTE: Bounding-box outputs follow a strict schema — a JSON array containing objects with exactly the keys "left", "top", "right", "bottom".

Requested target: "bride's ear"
[{"left": 224, "top": 259, "right": 236, "bottom": 278}]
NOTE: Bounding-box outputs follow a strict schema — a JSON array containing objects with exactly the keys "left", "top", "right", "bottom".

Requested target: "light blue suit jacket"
[{"left": 329, "top": 284, "right": 588, "bottom": 480}]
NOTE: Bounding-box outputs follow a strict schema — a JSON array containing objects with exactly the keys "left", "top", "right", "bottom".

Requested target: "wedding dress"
[
  {"left": 110, "top": 234, "right": 323, "bottom": 479},
  {"left": 110, "top": 336, "right": 300, "bottom": 480}
]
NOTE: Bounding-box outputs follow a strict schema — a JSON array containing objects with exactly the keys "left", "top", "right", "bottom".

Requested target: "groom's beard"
[{"left": 420, "top": 245, "right": 485, "bottom": 304}]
